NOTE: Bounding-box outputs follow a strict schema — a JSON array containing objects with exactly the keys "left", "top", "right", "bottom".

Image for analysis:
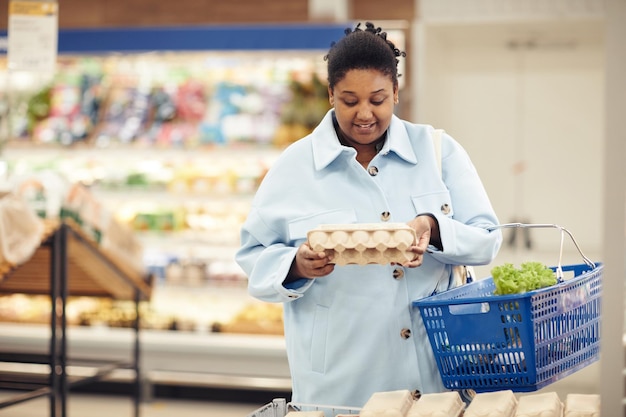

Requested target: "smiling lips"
[{"left": 354, "top": 122, "right": 376, "bottom": 132}]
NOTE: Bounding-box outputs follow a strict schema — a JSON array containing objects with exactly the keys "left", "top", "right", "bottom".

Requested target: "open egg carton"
[{"left": 307, "top": 223, "right": 416, "bottom": 266}]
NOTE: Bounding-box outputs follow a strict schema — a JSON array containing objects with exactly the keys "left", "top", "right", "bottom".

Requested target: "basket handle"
[{"left": 486, "top": 223, "right": 596, "bottom": 282}]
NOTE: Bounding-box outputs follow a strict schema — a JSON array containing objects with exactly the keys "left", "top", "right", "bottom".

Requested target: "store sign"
[{"left": 7, "top": 0, "right": 58, "bottom": 72}]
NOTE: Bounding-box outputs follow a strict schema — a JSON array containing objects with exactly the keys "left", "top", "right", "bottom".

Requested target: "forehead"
[{"left": 334, "top": 69, "right": 395, "bottom": 93}]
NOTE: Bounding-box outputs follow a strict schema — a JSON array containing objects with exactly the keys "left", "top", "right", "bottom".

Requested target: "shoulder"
[{"left": 393, "top": 117, "right": 434, "bottom": 137}]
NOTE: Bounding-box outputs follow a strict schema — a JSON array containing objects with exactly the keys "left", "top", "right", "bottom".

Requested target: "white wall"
[{"left": 414, "top": 20, "right": 604, "bottom": 253}]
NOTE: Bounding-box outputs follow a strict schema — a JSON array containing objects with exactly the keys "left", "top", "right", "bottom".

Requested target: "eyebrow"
[{"left": 340, "top": 88, "right": 386, "bottom": 95}]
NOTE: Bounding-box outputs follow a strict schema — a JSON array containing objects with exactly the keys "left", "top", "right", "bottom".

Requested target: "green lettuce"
[{"left": 491, "top": 261, "right": 557, "bottom": 295}]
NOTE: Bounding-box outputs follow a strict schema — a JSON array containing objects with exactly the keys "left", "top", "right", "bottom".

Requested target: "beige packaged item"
[
  {"left": 360, "top": 389, "right": 415, "bottom": 417},
  {"left": 307, "top": 223, "right": 416, "bottom": 266},
  {"left": 515, "top": 392, "right": 563, "bottom": 417},
  {"left": 407, "top": 391, "right": 465, "bottom": 417},
  {"left": 564, "top": 394, "right": 600, "bottom": 417},
  {"left": 464, "top": 390, "right": 518, "bottom": 417},
  {"left": 285, "top": 411, "right": 325, "bottom": 417},
  {"left": 0, "top": 192, "right": 45, "bottom": 267}
]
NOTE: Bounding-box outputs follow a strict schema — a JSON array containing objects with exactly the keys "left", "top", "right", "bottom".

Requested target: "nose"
[{"left": 355, "top": 102, "right": 374, "bottom": 120}]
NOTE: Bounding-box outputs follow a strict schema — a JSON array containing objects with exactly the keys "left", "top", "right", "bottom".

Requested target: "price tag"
[{"left": 7, "top": 0, "right": 58, "bottom": 72}]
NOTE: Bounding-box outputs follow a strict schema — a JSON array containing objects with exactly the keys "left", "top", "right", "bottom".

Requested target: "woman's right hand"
[{"left": 289, "top": 242, "right": 335, "bottom": 279}]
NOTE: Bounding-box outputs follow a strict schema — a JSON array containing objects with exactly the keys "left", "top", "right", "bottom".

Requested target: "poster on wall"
[{"left": 7, "top": 0, "right": 58, "bottom": 73}]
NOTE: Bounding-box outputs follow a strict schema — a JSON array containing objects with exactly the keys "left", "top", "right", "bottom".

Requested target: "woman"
[{"left": 236, "top": 22, "right": 502, "bottom": 410}]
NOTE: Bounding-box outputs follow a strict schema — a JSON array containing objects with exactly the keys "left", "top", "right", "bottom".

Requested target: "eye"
[
  {"left": 371, "top": 96, "right": 387, "bottom": 105},
  {"left": 343, "top": 100, "right": 357, "bottom": 106}
]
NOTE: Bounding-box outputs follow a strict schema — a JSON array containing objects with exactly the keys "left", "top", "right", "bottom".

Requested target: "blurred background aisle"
[{"left": 0, "top": 390, "right": 263, "bottom": 417}]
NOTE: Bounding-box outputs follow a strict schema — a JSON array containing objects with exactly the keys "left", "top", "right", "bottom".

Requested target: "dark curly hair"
[{"left": 324, "top": 22, "right": 406, "bottom": 89}]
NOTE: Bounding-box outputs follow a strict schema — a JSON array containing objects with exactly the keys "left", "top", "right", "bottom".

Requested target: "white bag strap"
[
  {"left": 432, "top": 128, "right": 444, "bottom": 176},
  {"left": 431, "top": 127, "right": 475, "bottom": 283}
]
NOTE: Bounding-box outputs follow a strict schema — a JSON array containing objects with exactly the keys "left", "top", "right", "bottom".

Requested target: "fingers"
[
  {"left": 402, "top": 245, "right": 425, "bottom": 268},
  {"left": 297, "top": 243, "right": 334, "bottom": 278}
]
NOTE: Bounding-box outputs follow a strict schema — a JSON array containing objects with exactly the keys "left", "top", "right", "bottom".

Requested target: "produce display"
[
  {"left": 0, "top": 291, "right": 283, "bottom": 334},
  {"left": 4, "top": 52, "right": 330, "bottom": 148},
  {"left": 491, "top": 261, "right": 557, "bottom": 295},
  {"left": 0, "top": 50, "right": 333, "bottom": 336}
]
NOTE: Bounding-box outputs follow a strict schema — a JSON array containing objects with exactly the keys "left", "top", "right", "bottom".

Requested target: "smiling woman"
[
  {"left": 235, "top": 21, "right": 503, "bottom": 412},
  {"left": 330, "top": 69, "right": 396, "bottom": 167}
]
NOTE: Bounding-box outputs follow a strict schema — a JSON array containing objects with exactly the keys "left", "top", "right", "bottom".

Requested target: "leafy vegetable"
[{"left": 491, "top": 261, "right": 557, "bottom": 295}]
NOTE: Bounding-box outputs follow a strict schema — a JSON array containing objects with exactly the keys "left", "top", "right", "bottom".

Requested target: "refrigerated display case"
[{"left": 0, "top": 23, "right": 352, "bottom": 394}]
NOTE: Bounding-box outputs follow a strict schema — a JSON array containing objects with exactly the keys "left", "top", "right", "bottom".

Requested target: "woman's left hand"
[{"left": 402, "top": 215, "right": 437, "bottom": 268}]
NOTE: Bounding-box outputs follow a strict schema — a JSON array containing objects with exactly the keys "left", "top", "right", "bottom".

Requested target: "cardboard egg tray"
[
  {"left": 407, "top": 391, "right": 465, "bottom": 417},
  {"left": 464, "top": 390, "right": 518, "bottom": 417},
  {"left": 307, "top": 223, "right": 416, "bottom": 266}
]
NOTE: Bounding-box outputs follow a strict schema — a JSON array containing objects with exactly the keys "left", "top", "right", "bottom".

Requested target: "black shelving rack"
[{"left": 0, "top": 220, "right": 152, "bottom": 417}]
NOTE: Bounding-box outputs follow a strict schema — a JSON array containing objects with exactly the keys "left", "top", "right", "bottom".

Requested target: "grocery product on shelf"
[
  {"left": 4, "top": 51, "right": 328, "bottom": 148},
  {"left": 360, "top": 390, "right": 415, "bottom": 417},
  {"left": 0, "top": 47, "right": 334, "bottom": 337},
  {"left": 0, "top": 192, "right": 45, "bottom": 267},
  {"left": 564, "top": 394, "right": 600, "bottom": 417},
  {"left": 406, "top": 391, "right": 464, "bottom": 417},
  {"left": 514, "top": 392, "right": 563, "bottom": 417},
  {"left": 464, "top": 390, "right": 518, "bottom": 417},
  {"left": 212, "top": 301, "right": 284, "bottom": 335}
]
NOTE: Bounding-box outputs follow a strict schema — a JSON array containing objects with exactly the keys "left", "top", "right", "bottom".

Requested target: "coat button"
[
  {"left": 368, "top": 166, "right": 379, "bottom": 176},
  {"left": 392, "top": 267, "right": 404, "bottom": 280},
  {"left": 400, "top": 328, "right": 411, "bottom": 339},
  {"left": 441, "top": 203, "right": 451, "bottom": 215},
  {"left": 381, "top": 211, "right": 390, "bottom": 221}
]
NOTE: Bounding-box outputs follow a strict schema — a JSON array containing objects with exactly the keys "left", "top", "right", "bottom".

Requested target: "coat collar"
[{"left": 311, "top": 110, "right": 418, "bottom": 171}]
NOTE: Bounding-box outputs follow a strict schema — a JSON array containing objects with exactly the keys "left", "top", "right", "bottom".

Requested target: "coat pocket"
[
  {"left": 411, "top": 190, "right": 454, "bottom": 218},
  {"left": 310, "top": 304, "right": 329, "bottom": 373},
  {"left": 288, "top": 208, "right": 357, "bottom": 241}
]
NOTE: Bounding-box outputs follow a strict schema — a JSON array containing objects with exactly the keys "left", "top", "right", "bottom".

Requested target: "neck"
[{"left": 338, "top": 131, "right": 385, "bottom": 167}]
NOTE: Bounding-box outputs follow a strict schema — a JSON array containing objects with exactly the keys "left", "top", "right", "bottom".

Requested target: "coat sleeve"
[
  {"left": 236, "top": 207, "right": 314, "bottom": 303},
  {"left": 428, "top": 131, "right": 503, "bottom": 266}
]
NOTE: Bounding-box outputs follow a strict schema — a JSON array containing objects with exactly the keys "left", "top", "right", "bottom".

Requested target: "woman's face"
[{"left": 328, "top": 69, "right": 398, "bottom": 147}]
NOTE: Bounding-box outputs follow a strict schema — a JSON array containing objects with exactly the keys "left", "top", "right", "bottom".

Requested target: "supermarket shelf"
[
  {"left": 0, "top": 363, "right": 290, "bottom": 393},
  {"left": 0, "top": 323, "right": 291, "bottom": 394},
  {"left": 0, "top": 220, "right": 151, "bottom": 417}
]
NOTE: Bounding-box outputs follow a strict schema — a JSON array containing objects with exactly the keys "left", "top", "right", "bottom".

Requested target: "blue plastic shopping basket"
[{"left": 413, "top": 224, "right": 602, "bottom": 393}]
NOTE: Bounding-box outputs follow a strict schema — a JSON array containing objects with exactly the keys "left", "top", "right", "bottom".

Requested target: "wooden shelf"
[
  {"left": 0, "top": 219, "right": 146, "bottom": 416},
  {"left": 0, "top": 220, "right": 151, "bottom": 300}
]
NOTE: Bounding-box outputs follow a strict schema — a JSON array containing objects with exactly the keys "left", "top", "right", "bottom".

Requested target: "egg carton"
[
  {"left": 464, "top": 390, "right": 518, "bottom": 417},
  {"left": 515, "top": 392, "right": 563, "bottom": 417},
  {"left": 307, "top": 223, "right": 416, "bottom": 266},
  {"left": 361, "top": 390, "right": 415, "bottom": 417},
  {"left": 407, "top": 391, "right": 465, "bottom": 417}
]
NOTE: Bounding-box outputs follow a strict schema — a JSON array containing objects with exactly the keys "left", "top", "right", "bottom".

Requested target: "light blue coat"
[{"left": 236, "top": 110, "right": 502, "bottom": 410}]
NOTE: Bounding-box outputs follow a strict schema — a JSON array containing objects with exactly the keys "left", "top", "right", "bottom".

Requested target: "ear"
[
  {"left": 394, "top": 85, "right": 399, "bottom": 104},
  {"left": 328, "top": 86, "right": 334, "bottom": 106}
]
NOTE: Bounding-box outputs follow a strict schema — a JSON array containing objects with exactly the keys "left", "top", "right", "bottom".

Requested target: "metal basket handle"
[{"left": 486, "top": 223, "right": 596, "bottom": 282}]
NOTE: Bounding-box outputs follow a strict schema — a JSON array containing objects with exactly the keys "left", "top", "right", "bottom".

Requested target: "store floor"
[{"left": 0, "top": 391, "right": 267, "bottom": 417}]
